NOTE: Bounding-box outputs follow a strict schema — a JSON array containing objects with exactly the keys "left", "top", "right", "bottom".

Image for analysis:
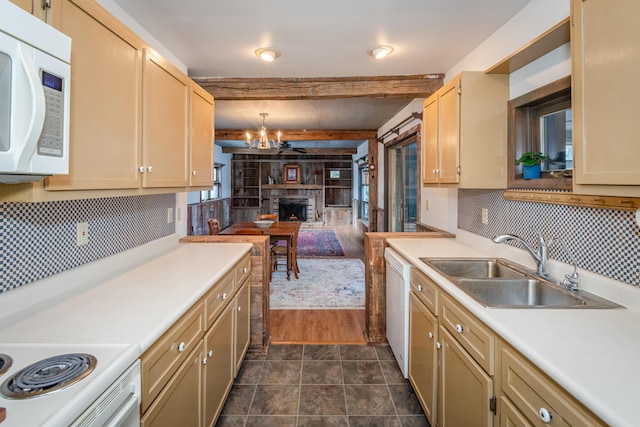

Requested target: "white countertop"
[
  {"left": 387, "top": 230, "right": 640, "bottom": 427},
  {"left": 0, "top": 236, "right": 252, "bottom": 352},
  {"left": 0, "top": 234, "right": 251, "bottom": 426}
]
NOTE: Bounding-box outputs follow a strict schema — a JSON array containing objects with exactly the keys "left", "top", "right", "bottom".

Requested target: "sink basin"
[
  {"left": 420, "top": 257, "right": 623, "bottom": 309},
  {"left": 424, "top": 258, "right": 526, "bottom": 279}
]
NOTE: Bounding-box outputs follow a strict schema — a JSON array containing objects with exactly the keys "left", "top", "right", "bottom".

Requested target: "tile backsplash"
[
  {"left": 458, "top": 190, "right": 640, "bottom": 287},
  {"left": 0, "top": 194, "right": 175, "bottom": 293}
]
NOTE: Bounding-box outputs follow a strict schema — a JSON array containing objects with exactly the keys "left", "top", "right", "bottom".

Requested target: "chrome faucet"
[{"left": 492, "top": 231, "right": 550, "bottom": 277}]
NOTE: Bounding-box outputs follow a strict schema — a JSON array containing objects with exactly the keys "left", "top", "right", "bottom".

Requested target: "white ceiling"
[{"left": 112, "top": 0, "right": 532, "bottom": 147}]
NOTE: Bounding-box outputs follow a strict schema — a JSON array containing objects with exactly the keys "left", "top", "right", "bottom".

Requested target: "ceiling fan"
[{"left": 278, "top": 141, "right": 307, "bottom": 155}]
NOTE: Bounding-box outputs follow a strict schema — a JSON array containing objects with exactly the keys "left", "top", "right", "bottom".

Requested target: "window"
[
  {"left": 359, "top": 166, "right": 369, "bottom": 221},
  {"left": 201, "top": 163, "right": 224, "bottom": 201},
  {"left": 508, "top": 76, "right": 572, "bottom": 190}
]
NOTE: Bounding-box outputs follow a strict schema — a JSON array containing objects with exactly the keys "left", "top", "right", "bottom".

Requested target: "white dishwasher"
[{"left": 385, "top": 247, "right": 411, "bottom": 378}]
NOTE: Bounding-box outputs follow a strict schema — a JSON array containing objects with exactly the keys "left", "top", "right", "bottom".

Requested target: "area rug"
[
  {"left": 270, "top": 258, "right": 365, "bottom": 309},
  {"left": 292, "top": 230, "right": 345, "bottom": 257}
]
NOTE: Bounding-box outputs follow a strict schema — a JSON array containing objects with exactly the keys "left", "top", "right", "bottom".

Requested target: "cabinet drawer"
[
  {"left": 501, "top": 344, "right": 604, "bottom": 426},
  {"left": 410, "top": 267, "right": 438, "bottom": 315},
  {"left": 235, "top": 253, "right": 251, "bottom": 287},
  {"left": 205, "top": 270, "right": 235, "bottom": 329},
  {"left": 500, "top": 396, "right": 533, "bottom": 427},
  {"left": 141, "top": 301, "right": 204, "bottom": 413},
  {"left": 440, "top": 293, "right": 495, "bottom": 375}
]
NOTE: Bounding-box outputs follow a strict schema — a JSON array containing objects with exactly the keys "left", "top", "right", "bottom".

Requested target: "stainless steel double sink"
[{"left": 419, "top": 258, "right": 623, "bottom": 309}]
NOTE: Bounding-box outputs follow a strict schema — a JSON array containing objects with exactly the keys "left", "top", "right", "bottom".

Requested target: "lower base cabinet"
[
  {"left": 439, "top": 327, "right": 493, "bottom": 427},
  {"left": 204, "top": 303, "right": 234, "bottom": 427},
  {"left": 141, "top": 253, "right": 251, "bottom": 427},
  {"left": 408, "top": 292, "right": 438, "bottom": 425},
  {"left": 141, "top": 342, "right": 204, "bottom": 427},
  {"left": 408, "top": 266, "right": 606, "bottom": 427}
]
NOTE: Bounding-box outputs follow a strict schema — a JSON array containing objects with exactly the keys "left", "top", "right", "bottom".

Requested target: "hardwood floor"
[
  {"left": 269, "top": 226, "right": 367, "bottom": 344},
  {"left": 270, "top": 309, "right": 366, "bottom": 344}
]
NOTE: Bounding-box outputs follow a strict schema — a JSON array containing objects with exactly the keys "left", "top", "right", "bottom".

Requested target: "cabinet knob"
[
  {"left": 455, "top": 324, "right": 464, "bottom": 333},
  {"left": 139, "top": 166, "right": 145, "bottom": 173},
  {"left": 237, "top": 306, "right": 241, "bottom": 312},
  {"left": 202, "top": 357, "right": 208, "bottom": 365},
  {"left": 436, "top": 342, "right": 441, "bottom": 350},
  {"left": 147, "top": 166, "right": 153, "bottom": 173},
  {"left": 177, "top": 342, "right": 186, "bottom": 352},
  {"left": 192, "top": 170, "right": 197, "bottom": 175},
  {"left": 428, "top": 332, "right": 433, "bottom": 339},
  {"left": 243, "top": 268, "right": 248, "bottom": 273},
  {"left": 417, "top": 285, "right": 423, "bottom": 292},
  {"left": 222, "top": 292, "right": 228, "bottom": 300},
  {"left": 208, "top": 350, "right": 213, "bottom": 357},
  {"left": 539, "top": 408, "right": 552, "bottom": 423}
]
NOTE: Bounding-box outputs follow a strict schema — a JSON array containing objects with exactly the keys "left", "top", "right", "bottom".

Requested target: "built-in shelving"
[{"left": 230, "top": 155, "right": 354, "bottom": 225}]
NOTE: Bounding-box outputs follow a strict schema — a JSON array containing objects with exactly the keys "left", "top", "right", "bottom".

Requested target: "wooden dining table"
[{"left": 220, "top": 221, "right": 301, "bottom": 279}]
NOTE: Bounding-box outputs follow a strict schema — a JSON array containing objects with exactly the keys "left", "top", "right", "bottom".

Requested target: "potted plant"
[{"left": 516, "top": 151, "right": 546, "bottom": 179}]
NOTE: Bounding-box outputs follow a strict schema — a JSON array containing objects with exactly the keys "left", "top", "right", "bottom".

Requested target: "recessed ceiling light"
[
  {"left": 367, "top": 45, "right": 394, "bottom": 59},
  {"left": 255, "top": 48, "right": 281, "bottom": 62}
]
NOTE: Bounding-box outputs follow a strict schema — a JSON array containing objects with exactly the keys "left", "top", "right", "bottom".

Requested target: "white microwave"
[{"left": 0, "top": 1, "right": 71, "bottom": 183}]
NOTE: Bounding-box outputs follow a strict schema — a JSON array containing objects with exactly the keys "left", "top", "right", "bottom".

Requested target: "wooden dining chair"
[{"left": 207, "top": 218, "right": 220, "bottom": 235}]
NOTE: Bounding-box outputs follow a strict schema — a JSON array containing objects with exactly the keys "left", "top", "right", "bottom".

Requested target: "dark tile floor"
[{"left": 216, "top": 344, "right": 430, "bottom": 427}]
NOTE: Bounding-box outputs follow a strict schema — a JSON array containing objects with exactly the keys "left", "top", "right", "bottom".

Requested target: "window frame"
[
  {"left": 200, "top": 163, "right": 224, "bottom": 201},
  {"left": 508, "top": 76, "right": 572, "bottom": 191},
  {"left": 359, "top": 165, "right": 369, "bottom": 222}
]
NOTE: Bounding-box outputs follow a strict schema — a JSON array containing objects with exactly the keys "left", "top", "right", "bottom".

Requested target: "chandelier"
[{"left": 246, "top": 113, "right": 282, "bottom": 149}]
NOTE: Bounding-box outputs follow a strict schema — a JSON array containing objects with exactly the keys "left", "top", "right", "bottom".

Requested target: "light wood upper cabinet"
[
  {"left": 421, "top": 96, "right": 439, "bottom": 184},
  {"left": 189, "top": 84, "right": 215, "bottom": 187},
  {"left": 571, "top": 0, "right": 640, "bottom": 197},
  {"left": 142, "top": 49, "right": 189, "bottom": 188},
  {"left": 421, "top": 71, "right": 509, "bottom": 188},
  {"left": 1, "top": 0, "right": 214, "bottom": 200},
  {"left": 47, "top": 0, "right": 143, "bottom": 191}
]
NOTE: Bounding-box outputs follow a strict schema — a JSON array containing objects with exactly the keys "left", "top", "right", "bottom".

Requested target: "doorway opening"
[{"left": 386, "top": 132, "right": 419, "bottom": 232}]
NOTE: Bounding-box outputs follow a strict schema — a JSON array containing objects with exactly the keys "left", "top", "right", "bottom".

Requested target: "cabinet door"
[
  {"left": 439, "top": 327, "right": 493, "bottom": 427},
  {"left": 421, "top": 96, "right": 439, "bottom": 184},
  {"left": 438, "top": 80, "right": 460, "bottom": 184},
  {"left": 47, "top": 0, "right": 143, "bottom": 190},
  {"left": 234, "top": 280, "right": 251, "bottom": 376},
  {"left": 142, "top": 49, "right": 189, "bottom": 188},
  {"left": 189, "top": 84, "right": 214, "bottom": 187},
  {"left": 408, "top": 293, "right": 438, "bottom": 426},
  {"left": 572, "top": 0, "right": 640, "bottom": 190},
  {"left": 203, "top": 302, "right": 234, "bottom": 427},
  {"left": 141, "top": 341, "right": 204, "bottom": 427}
]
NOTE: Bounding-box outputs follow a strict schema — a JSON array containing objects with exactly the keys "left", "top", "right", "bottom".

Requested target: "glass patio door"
[{"left": 388, "top": 141, "right": 417, "bottom": 232}]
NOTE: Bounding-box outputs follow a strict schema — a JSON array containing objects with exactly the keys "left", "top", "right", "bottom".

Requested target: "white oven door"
[{"left": 71, "top": 361, "right": 141, "bottom": 427}]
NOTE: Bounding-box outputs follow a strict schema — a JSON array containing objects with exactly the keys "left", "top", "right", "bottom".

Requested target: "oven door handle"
[{"left": 104, "top": 393, "right": 139, "bottom": 427}]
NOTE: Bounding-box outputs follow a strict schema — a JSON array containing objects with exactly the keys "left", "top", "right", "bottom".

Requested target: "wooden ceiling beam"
[
  {"left": 194, "top": 74, "right": 444, "bottom": 100},
  {"left": 216, "top": 129, "right": 377, "bottom": 141},
  {"left": 221, "top": 147, "right": 357, "bottom": 155}
]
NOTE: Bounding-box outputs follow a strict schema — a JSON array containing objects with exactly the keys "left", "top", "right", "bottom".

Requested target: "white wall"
[
  {"left": 413, "top": 0, "right": 571, "bottom": 233},
  {"left": 95, "top": 0, "right": 187, "bottom": 74}
]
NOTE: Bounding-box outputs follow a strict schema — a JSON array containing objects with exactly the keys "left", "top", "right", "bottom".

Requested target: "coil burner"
[
  {"left": 0, "top": 353, "right": 96, "bottom": 399},
  {"left": 0, "top": 354, "right": 12, "bottom": 377}
]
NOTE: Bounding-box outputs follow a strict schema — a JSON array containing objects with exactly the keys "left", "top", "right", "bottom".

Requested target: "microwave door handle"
[{"left": 15, "top": 43, "right": 45, "bottom": 171}]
